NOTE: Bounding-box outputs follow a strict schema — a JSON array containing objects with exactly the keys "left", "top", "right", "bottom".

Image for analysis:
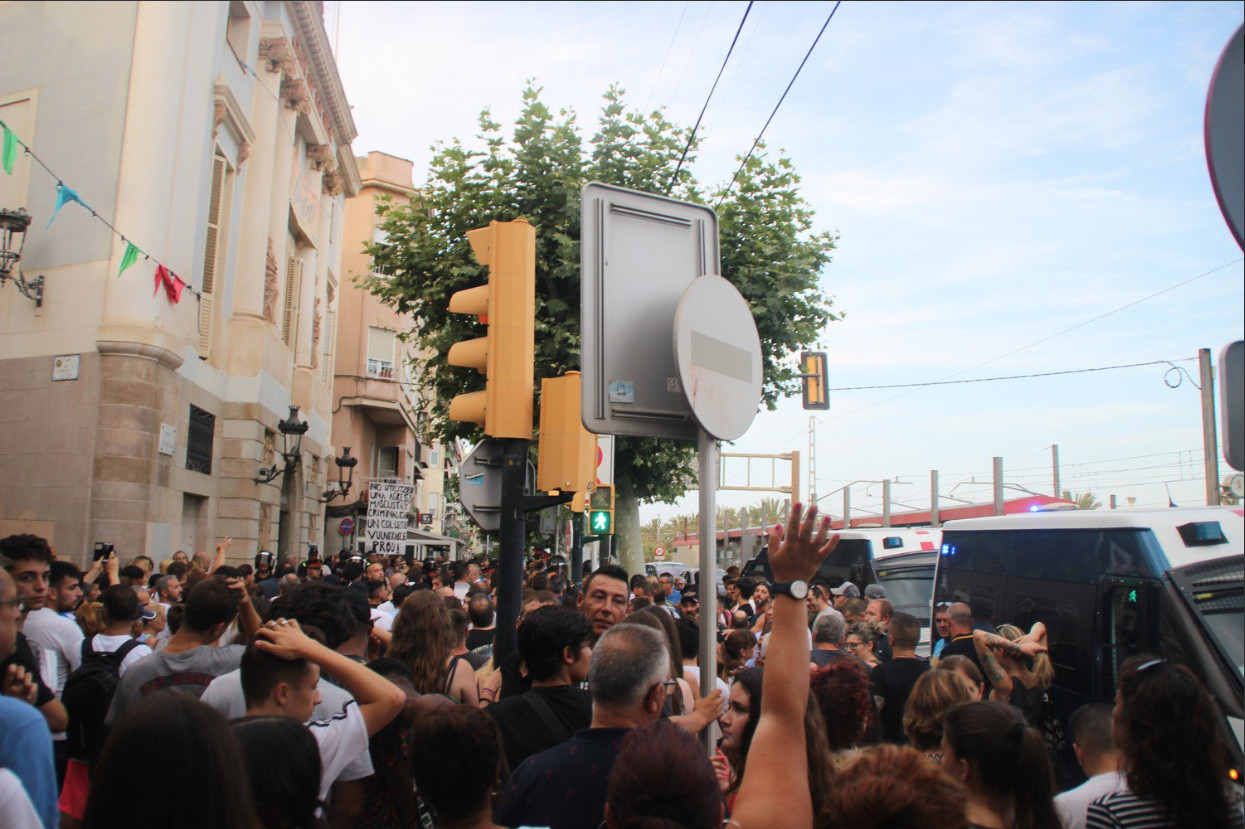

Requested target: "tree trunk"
[{"left": 615, "top": 478, "right": 645, "bottom": 579}]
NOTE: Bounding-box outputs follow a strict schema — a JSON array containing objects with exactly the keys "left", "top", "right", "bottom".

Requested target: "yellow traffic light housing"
[
  {"left": 537, "top": 372, "right": 598, "bottom": 494},
  {"left": 588, "top": 485, "right": 614, "bottom": 535},
  {"left": 447, "top": 220, "right": 536, "bottom": 438},
  {"left": 801, "top": 351, "right": 829, "bottom": 410}
]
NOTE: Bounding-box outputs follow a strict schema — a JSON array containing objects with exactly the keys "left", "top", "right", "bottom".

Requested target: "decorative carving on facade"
[
  {"left": 259, "top": 503, "right": 272, "bottom": 549},
  {"left": 238, "top": 140, "right": 251, "bottom": 166},
  {"left": 212, "top": 100, "right": 226, "bottom": 139},
  {"left": 280, "top": 77, "right": 311, "bottom": 115},
  {"left": 307, "top": 143, "right": 333, "bottom": 170},
  {"left": 311, "top": 297, "right": 322, "bottom": 369},
  {"left": 263, "top": 239, "right": 280, "bottom": 324},
  {"left": 262, "top": 431, "right": 276, "bottom": 467},
  {"left": 322, "top": 168, "right": 343, "bottom": 197},
  {"left": 258, "top": 37, "right": 296, "bottom": 77}
]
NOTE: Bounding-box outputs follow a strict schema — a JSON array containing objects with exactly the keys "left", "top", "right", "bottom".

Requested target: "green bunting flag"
[
  {"left": 1, "top": 124, "right": 17, "bottom": 175},
  {"left": 117, "top": 241, "right": 140, "bottom": 278}
]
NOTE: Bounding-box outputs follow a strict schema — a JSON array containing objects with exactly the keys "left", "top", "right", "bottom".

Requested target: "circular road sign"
[
  {"left": 673, "top": 275, "right": 763, "bottom": 441},
  {"left": 1205, "top": 24, "right": 1244, "bottom": 250},
  {"left": 339, "top": 517, "right": 354, "bottom": 536},
  {"left": 655, "top": 545, "right": 666, "bottom": 559}
]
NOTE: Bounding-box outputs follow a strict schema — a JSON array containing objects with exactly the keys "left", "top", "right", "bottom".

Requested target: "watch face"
[{"left": 789, "top": 580, "right": 809, "bottom": 600}]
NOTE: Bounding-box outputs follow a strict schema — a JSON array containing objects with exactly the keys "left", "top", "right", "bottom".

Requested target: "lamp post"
[
  {"left": 316, "top": 446, "right": 358, "bottom": 503},
  {"left": 0, "top": 207, "right": 44, "bottom": 307},
  {"left": 255, "top": 405, "right": 309, "bottom": 484}
]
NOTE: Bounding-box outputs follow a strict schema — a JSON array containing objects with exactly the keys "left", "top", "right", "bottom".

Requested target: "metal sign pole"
[{"left": 697, "top": 427, "right": 718, "bottom": 754}]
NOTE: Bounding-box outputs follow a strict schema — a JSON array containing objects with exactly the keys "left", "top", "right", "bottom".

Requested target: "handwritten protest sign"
[{"left": 366, "top": 479, "right": 414, "bottom": 555}]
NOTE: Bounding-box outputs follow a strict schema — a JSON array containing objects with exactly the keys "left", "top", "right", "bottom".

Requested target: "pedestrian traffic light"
[
  {"left": 801, "top": 351, "right": 829, "bottom": 410},
  {"left": 537, "top": 372, "right": 598, "bottom": 494},
  {"left": 447, "top": 220, "right": 535, "bottom": 439},
  {"left": 588, "top": 485, "right": 614, "bottom": 535}
]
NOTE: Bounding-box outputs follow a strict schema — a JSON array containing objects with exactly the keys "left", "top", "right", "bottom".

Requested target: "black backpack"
[{"left": 63, "top": 638, "right": 141, "bottom": 762}]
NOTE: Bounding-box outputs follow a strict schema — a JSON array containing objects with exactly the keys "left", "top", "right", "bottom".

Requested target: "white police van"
[
  {"left": 933, "top": 507, "right": 1244, "bottom": 784},
  {"left": 744, "top": 527, "right": 941, "bottom": 653}
]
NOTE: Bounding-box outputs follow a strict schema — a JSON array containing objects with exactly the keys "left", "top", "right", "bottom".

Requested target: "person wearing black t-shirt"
[
  {"left": 868, "top": 612, "right": 929, "bottom": 743},
  {"left": 937, "top": 602, "right": 988, "bottom": 686},
  {"left": 486, "top": 605, "right": 592, "bottom": 771}
]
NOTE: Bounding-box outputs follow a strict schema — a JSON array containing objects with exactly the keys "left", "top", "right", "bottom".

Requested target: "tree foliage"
[{"left": 365, "top": 83, "right": 839, "bottom": 522}]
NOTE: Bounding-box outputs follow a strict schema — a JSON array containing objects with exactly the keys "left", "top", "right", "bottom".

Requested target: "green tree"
[
  {"left": 1062, "top": 489, "right": 1102, "bottom": 510},
  {"left": 366, "top": 83, "right": 839, "bottom": 577}
]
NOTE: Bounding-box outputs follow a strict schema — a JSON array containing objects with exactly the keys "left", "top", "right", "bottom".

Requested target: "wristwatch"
[{"left": 771, "top": 580, "right": 809, "bottom": 601}]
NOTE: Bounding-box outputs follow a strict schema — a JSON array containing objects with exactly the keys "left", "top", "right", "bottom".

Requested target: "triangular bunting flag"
[
  {"left": 1, "top": 124, "right": 16, "bottom": 176},
  {"left": 117, "top": 242, "right": 140, "bottom": 278},
  {"left": 46, "top": 183, "right": 90, "bottom": 228},
  {"left": 153, "top": 265, "right": 185, "bottom": 304}
]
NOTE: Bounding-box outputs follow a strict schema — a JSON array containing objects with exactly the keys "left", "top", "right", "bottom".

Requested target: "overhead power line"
[
  {"left": 669, "top": 1, "right": 754, "bottom": 191},
  {"left": 826, "top": 358, "right": 1193, "bottom": 391},
  {"left": 716, "top": 1, "right": 841, "bottom": 205}
]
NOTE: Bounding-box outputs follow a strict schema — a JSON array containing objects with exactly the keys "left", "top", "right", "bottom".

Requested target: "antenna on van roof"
[{"left": 1164, "top": 483, "right": 1178, "bottom": 508}]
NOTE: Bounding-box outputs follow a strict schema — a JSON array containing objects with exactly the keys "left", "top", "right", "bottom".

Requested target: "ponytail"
[{"left": 944, "top": 701, "right": 1059, "bottom": 829}]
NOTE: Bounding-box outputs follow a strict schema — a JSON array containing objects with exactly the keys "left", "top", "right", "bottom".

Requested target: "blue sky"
[{"left": 331, "top": 1, "right": 1244, "bottom": 522}]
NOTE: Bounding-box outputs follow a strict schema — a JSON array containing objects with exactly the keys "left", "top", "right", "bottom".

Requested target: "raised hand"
[{"left": 767, "top": 503, "right": 839, "bottom": 584}]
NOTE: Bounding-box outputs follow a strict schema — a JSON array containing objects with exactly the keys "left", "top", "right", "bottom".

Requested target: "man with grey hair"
[
  {"left": 497, "top": 624, "right": 670, "bottom": 829},
  {"left": 810, "top": 607, "right": 865, "bottom": 669}
]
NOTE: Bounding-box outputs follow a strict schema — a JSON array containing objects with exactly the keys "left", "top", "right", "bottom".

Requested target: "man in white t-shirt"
[
  {"left": 241, "top": 618, "right": 405, "bottom": 802},
  {"left": 1054, "top": 703, "right": 1128, "bottom": 829}
]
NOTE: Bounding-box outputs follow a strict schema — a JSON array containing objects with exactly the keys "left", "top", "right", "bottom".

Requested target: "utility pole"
[
  {"left": 808, "top": 417, "right": 817, "bottom": 504},
  {"left": 993, "top": 457, "right": 1005, "bottom": 516},
  {"left": 1051, "top": 444, "right": 1060, "bottom": 498},
  {"left": 882, "top": 479, "right": 892, "bottom": 527},
  {"left": 843, "top": 486, "right": 851, "bottom": 529},
  {"left": 931, "top": 469, "right": 940, "bottom": 527},
  {"left": 1199, "top": 349, "right": 1221, "bottom": 506}
]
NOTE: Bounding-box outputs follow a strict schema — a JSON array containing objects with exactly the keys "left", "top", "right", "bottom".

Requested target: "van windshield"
[
  {"left": 741, "top": 539, "right": 874, "bottom": 587},
  {"left": 875, "top": 560, "right": 936, "bottom": 623},
  {"left": 1171, "top": 557, "right": 1245, "bottom": 682}
]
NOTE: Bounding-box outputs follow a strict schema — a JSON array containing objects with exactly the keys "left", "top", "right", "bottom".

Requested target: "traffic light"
[
  {"left": 447, "top": 220, "right": 535, "bottom": 439},
  {"left": 801, "top": 350, "right": 829, "bottom": 410},
  {"left": 588, "top": 485, "right": 614, "bottom": 535},
  {"left": 537, "top": 372, "right": 598, "bottom": 494}
]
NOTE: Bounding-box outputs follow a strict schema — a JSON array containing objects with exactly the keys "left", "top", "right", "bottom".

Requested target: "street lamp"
[
  {"left": 255, "top": 405, "right": 309, "bottom": 484},
  {"left": 316, "top": 446, "right": 358, "bottom": 503},
  {"left": 0, "top": 207, "right": 43, "bottom": 307}
]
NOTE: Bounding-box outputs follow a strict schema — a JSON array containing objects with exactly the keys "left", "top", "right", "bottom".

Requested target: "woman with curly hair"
[
  {"left": 829, "top": 744, "right": 968, "bottom": 828},
  {"left": 1086, "top": 657, "right": 1242, "bottom": 829},
  {"left": 810, "top": 660, "right": 876, "bottom": 755},
  {"left": 903, "top": 668, "right": 975, "bottom": 762},
  {"left": 844, "top": 622, "right": 882, "bottom": 669},
  {"left": 387, "top": 590, "right": 478, "bottom": 706}
]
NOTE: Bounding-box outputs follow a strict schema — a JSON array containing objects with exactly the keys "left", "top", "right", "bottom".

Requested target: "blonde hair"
[
  {"left": 996, "top": 624, "right": 1054, "bottom": 689},
  {"left": 904, "top": 669, "right": 975, "bottom": 751}
]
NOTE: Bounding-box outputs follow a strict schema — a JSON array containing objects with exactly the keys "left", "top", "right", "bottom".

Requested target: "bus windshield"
[{"left": 1173, "top": 557, "right": 1245, "bottom": 683}]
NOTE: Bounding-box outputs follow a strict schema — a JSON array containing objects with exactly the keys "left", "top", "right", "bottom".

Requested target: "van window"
[{"left": 1101, "top": 582, "right": 1155, "bottom": 699}]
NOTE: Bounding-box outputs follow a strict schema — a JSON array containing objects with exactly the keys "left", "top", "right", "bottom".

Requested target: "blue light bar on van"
[{"left": 940, "top": 543, "right": 956, "bottom": 556}]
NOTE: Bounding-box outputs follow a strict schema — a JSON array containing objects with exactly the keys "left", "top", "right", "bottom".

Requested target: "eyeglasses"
[
  {"left": 844, "top": 641, "right": 862, "bottom": 650},
  {"left": 0, "top": 596, "right": 26, "bottom": 613}
]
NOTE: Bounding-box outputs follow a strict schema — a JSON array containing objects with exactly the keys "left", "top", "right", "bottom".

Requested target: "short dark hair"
[
  {"left": 888, "top": 612, "right": 920, "bottom": 650},
  {"left": 0, "top": 534, "right": 53, "bottom": 569},
  {"left": 447, "top": 608, "right": 470, "bottom": 647},
  {"left": 606, "top": 721, "right": 721, "bottom": 828},
  {"left": 269, "top": 582, "right": 359, "bottom": 651},
  {"left": 232, "top": 716, "right": 322, "bottom": 829},
  {"left": 518, "top": 605, "right": 592, "bottom": 681},
  {"left": 584, "top": 564, "right": 629, "bottom": 595},
  {"left": 167, "top": 561, "right": 188, "bottom": 579},
  {"left": 102, "top": 585, "right": 139, "bottom": 623},
  {"left": 119, "top": 565, "right": 146, "bottom": 582},
  {"left": 676, "top": 617, "right": 699, "bottom": 659},
  {"left": 410, "top": 707, "right": 504, "bottom": 825},
  {"left": 366, "top": 579, "right": 388, "bottom": 600},
  {"left": 183, "top": 578, "right": 241, "bottom": 633},
  {"left": 735, "top": 577, "right": 757, "bottom": 600},
  {"left": 50, "top": 560, "right": 82, "bottom": 590},
  {"left": 240, "top": 645, "right": 314, "bottom": 710},
  {"left": 1069, "top": 703, "right": 1116, "bottom": 757},
  {"left": 467, "top": 593, "right": 493, "bottom": 628}
]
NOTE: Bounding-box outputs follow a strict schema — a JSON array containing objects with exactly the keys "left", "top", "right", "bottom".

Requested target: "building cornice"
[{"left": 288, "top": 1, "right": 357, "bottom": 145}]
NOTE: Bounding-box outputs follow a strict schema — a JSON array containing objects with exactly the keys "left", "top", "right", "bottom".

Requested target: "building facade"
[
  {"left": 0, "top": 1, "right": 359, "bottom": 566},
  {"left": 330, "top": 151, "right": 460, "bottom": 559}
]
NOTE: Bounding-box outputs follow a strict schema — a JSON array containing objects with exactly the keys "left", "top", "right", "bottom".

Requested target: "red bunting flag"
[{"left": 153, "top": 264, "right": 185, "bottom": 304}]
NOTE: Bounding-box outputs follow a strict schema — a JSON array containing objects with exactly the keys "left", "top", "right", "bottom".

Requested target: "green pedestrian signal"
[
  {"left": 588, "top": 485, "right": 614, "bottom": 535},
  {"left": 589, "top": 510, "right": 612, "bottom": 534}
]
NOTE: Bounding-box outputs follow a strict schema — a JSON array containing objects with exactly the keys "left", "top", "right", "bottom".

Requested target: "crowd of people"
[{"left": 0, "top": 506, "right": 1241, "bottom": 828}]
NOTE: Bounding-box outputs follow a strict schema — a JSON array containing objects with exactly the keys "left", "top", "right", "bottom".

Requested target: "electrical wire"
[
  {"left": 668, "top": 1, "right": 754, "bottom": 191},
  {"left": 825, "top": 358, "right": 1192, "bottom": 391},
  {"left": 645, "top": 1, "right": 692, "bottom": 114},
  {"left": 715, "top": 1, "right": 841, "bottom": 206}
]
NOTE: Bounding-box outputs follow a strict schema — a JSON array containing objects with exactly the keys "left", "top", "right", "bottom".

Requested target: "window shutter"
[
  {"left": 198, "top": 155, "right": 226, "bottom": 357},
  {"left": 320, "top": 309, "right": 337, "bottom": 384},
  {"left": 283, "top": 257, "right": 301, "bottom": 346}
]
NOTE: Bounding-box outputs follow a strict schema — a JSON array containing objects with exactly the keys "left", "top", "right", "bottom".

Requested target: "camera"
[{"left": 93, "top": 542, "right": 114, "bottom": 561}]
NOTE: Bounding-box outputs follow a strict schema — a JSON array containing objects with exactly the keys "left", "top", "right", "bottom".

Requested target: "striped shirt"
[{"left": 1086, "top": 789, "right": 1245, "bottom": 829}]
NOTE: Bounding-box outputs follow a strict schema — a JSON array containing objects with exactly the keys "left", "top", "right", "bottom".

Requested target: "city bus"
[{"left": 933, "top": 507, "right": 1244, "bottom": 786}]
